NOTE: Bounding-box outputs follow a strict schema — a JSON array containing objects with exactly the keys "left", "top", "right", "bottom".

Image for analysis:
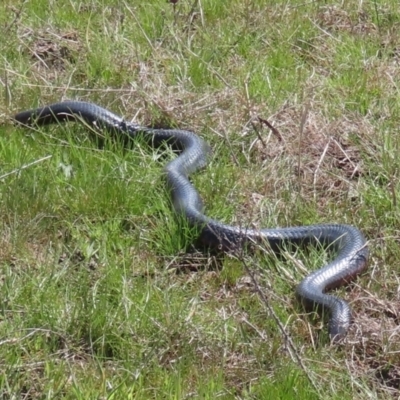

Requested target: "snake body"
[{"left": 14, "top": 101, "right": 369, "bottom": 341}]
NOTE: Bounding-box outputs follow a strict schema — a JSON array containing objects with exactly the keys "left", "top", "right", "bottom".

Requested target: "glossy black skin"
[{"left": 15, "top": 101, "right": 369, "bottom": 341}]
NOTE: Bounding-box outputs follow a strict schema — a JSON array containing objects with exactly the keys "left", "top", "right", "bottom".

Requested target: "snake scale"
[{"left": 14, "top": 101, "right": 369, "bottom": 341}]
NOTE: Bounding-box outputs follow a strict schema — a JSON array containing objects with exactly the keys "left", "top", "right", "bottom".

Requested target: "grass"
[{"left": 1, "top": 0, "right": 400, "bottom": 398}]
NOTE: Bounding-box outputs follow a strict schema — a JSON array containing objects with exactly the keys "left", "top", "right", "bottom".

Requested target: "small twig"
[
  {"left": 0, "top": 155, "right": 52, "bottom": 180},
  {"left": 258, "top": 116, "right": 284, "bottom": 143}
]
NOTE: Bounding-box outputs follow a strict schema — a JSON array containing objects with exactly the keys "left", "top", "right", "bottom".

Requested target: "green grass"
[{"left": 1, "top": 0, "right": 400, "bottom": 398}]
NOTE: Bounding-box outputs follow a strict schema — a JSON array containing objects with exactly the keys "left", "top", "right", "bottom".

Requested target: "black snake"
[{"left": 14, "top": 101, "right": 369, "bottom": 341}]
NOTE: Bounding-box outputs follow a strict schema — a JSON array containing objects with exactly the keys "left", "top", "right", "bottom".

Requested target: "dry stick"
[
  {"left": 258, "top": 116, "right": 284, "bottom": 144},
  {"left": 250, "top": 119, "right": 266, "bottom": 149},
  {"left": 0, "top": 155, "right": 52, "bottom": 180},
  {"left": 238, "top": 254, "right": 322, "bottom": 398}
]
